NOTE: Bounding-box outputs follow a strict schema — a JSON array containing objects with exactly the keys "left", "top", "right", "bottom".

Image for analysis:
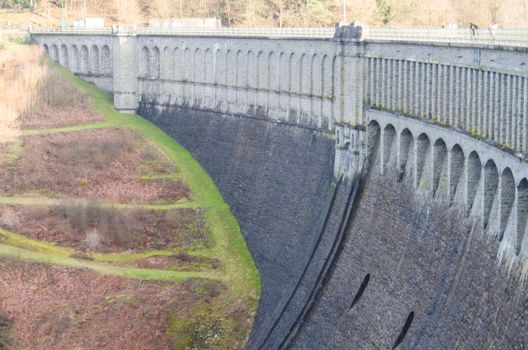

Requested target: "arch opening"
[
  {"left": 101, "top": 45, "right": 111, "bottom": 76},
  {"left": 80, "top": 45, "right": 89, "bottom": 74},
  {"left": 59, "top": 44, "right": 68, "bottom": 68},
  {"left": 399, "top": 128, "right": 414, "bottom": 181},
  {"left": 90, "top": 45, "right": 100, "bottom": 74},
  {"left": 483, "top": 160, "right": 499, "bottom": 229},
  {"left": 367, "top": 120, "right": 381, "bottom": 165},
  {"left": 382, "top": 124, "right": 397, "bottom": 173},
  {"left": 517, "top": 178, "right": 528, "bottom": 255},
  {"left": 466, "top": 151, "right": 482, "bottom": 214},
  {"left": 449, "top": 144, "right": 465, "bottom": 204},
  {"left": 416, "top": 133, "right": 431, "bottom": 189},
  {"left": 499, "top": 168, "right": 515, "bottom": 239},
  {"left": 432, "top": 138, "right": 448, "bottom": 197}
]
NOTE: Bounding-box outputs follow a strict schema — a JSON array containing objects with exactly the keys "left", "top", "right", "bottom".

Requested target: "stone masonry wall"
[{"left": 138, "top": 103, "right": 337, "bottom": 349}]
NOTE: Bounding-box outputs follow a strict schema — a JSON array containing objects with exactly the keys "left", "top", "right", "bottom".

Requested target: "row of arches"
[
  {"left": 43, "top": 43, "right": 112, "bottom": 76},
  {"left": 365, "top": 57, "right": 528, "bottom": 155},
  {"left": 367, "top": 115, "right": 528, "bottom": 257},
  {"left": 138, "top": 45, "right": 336, "bottom": 99}
]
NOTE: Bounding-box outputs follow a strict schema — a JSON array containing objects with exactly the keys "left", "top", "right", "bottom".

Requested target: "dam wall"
[
  {"left": 30, "top": 26, "right": 528, "bottom": 349},
  {"left": 138, "top": 104, "right": 341, "bottom": 349}
]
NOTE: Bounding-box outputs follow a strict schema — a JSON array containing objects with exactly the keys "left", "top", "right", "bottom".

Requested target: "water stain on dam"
[{"left": 140, "top": 104, "right": 528, "bottom": 349}]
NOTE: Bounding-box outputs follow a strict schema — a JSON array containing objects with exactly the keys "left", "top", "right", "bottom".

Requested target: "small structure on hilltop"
[
  {"left": 73, "top": 18, "right": 105, "bottom": 29},
  {"left": 148, "top": 17, "right": 221, "bottom": 28}
]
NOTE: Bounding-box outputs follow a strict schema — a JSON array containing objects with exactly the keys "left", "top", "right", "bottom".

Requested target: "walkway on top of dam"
[{"left": 30, "top": 26, "right": 528, "bottom": 48}]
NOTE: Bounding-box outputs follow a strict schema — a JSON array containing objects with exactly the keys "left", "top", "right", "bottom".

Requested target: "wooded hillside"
[{"left": 2, "top": 0, "right": 527, "bottom": 28}]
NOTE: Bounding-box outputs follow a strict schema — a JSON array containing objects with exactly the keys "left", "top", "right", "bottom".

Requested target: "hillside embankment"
[{"left": 0, "top": 40, "right": 259, "bottom": 349}]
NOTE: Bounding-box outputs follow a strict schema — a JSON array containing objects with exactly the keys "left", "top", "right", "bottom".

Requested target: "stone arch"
[
  {"left": 80, "top": 45, "right": 89, "bottom": 74},
  {"left": 70, "top": 45, "right": 79, "bottom": 72},
  {"left": 449, "top": 144, "right": 465, "bottom": 204},
  {"left": 322, "top": 54, "right": 331, "bottom": 100},
  {"left": 499, "top": 167, "right": 515, "bottom": 239},
  {"left": 300, "top": 53, "right": 309, "bottom": 95},
  {"left": 367, "top": 120, "right": 381, "bottom": 162},
  {"left": 483, "top": 159, "right": 499, "bottom": 228},
  {"left": 214, "top": 49, "right": 224, "bottom": 85},
  {"left": 466, "top": 151, "right": 482, "bottom": 213},
  {"left": 50, "top": 44, "right": 59, "bottom": 62},
  {"left": 415, "top": 133, "right": 431, "bottom": 189},
  {"left": 312, "top": 54, "right": 322, "bottom": 97},
  {"left": 516, "top": 178, "right": 528, "bottom": 255},
  {"left": 257, "top": 51, "right": 266, "bottom": 90},
  {"left": 162, "top": 46, "right": 171, "bottom": 79},
  {"left": 140, "top": 46, "right": 150, "bottom": 78},
  {"left": 43, "top": 44, "right": 49, "bottom": 55},
  {"left": 235, "top": 50, "right": 243, "bottom": 87},
  {"left": 399, "top": 128, "right": 414, "bottom": 177},
  {"left": 289, "top": 53, "right": 299, "bottom": 94},
  {"left": 279, "top": 52, "right": 288, "bottom": 93},
  {"left": 432, "top": 138, "right": 448, "bottom": 197},
  {"left": 267, "top": 51, "right": 276, "bottom": 92},
  {"left": 59, "top": 44, "right": 68, "bottom": 68},
  {"left": 90, "top": 45, "right": 100, "bottom": 74},
  {"left": 193, "top": 48, "right": 203, "bottom": 83},
  {"left": 172, "top": 47, "right": 180, "bottom": 80},
  {"left": 225, "top": 50, "right": 234, "bottom": 86},
  {"left": 101, "top": 45, "right": 111, "bottom": 76},
  {"left": 204, "top": 49, "right": 213, "bottom": 84},
  {"left": 183, "top": 48, "right": 191, "bottom": 81},
  {"left": 382, "top": 124, "right": 397, "bottom": 172},
  {"left": 247, "top": 50, "right": 256, "bottom": 89},
  {"left": 152, "top": 46, "right": 160, "bottom": 79}
]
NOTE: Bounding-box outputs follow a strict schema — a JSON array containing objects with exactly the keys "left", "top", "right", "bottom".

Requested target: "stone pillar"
[
  {"left": 333, "top": 24, "right": 365, "bottom": 127},
  {"left": 112, "top": 29, "right": 139, "bottom": 113}
]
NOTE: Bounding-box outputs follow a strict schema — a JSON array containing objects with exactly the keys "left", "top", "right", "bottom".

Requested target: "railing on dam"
[
  {"left": 362, "top": 27, "right": 528, "bottom": 48},
  {"left": 30, "top": 26, "right": 335, "bottom": 38},
  {"left": 31, "top": 26, "right": 528, "bottom": 47}
]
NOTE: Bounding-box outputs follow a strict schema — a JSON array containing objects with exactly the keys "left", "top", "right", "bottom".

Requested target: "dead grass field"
[
  {"left": 0, "top": 128, "right": 190, "bottom": 203},
  {"left": 0, "top": 258, "right": 224, "bottom": 350},
  {"left": 0, "top": 205, "right": 210, "bottom": 253},
  {"left": 0, "top": 42, "right": 259, "bottom": 350}
]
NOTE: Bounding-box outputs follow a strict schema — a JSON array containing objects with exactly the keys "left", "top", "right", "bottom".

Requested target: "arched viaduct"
[{"left": 31, "top": 26, "right": 528, "bottom": 349}]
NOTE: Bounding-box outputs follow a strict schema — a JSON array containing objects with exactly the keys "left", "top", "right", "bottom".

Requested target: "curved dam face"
[
  {"left": 138, "top": 104, "right": 348, "bottom": 349},
  {"left": 139, "top": 104, "right": 528, "bottom": 349}
]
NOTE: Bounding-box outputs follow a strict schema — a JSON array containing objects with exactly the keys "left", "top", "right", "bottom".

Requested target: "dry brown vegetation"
[
  {"left": 0, "top": 205, "right": 210, "bottom": 253},
  {"left": 125, "top": 254, "right": 222, "bottom": 272},
  {"left": 0, "top": 128, "right": 190, "bottom": 203},
  {"left": 0, "top": 41, "right": 258, "bottom": 350},
  {"left": 0, "top": 40, "right": 103, "bottom": 132},
  {"left": 0, "top": 257, "right": 225, "bottom": 350}
]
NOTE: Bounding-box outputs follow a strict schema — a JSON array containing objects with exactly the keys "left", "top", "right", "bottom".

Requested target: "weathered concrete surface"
[
  {"left": 137, "top": 103, "right": 338, "bottom": 348},
  {"left": 291, "top": 170, "right": 528, "bottom": 349}
]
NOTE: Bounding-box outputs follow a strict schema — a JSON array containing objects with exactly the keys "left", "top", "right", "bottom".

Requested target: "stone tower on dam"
[{"left": 32, "top": 25, "right": 528, "bottom": 349}]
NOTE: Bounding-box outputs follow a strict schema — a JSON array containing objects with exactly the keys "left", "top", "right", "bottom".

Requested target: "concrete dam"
[{"left": 32, "top": 25, "right": 528, "bottom": 349}]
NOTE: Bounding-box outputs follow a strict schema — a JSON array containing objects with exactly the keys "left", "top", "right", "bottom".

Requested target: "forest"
[{"left": 1, "top": 0, "right": 527, "bottom": 28}]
